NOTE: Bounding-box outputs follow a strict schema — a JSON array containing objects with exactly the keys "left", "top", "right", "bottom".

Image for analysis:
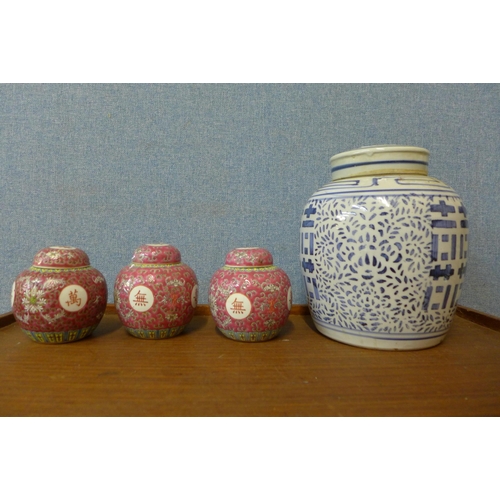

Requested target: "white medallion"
[
  {"left": 287, "top": 286, "right": 293, "bottom": 311},
  {"left": 191, "top": 284, "right": 199, "bottom": 309},
  {"left": 59, "top": 285, "right": 88, "bottom": 312},
  {"left": 225, "top": 293, "right": 251, "bottom": 320},
  {"left": 129, "top": 285, "right": 154, "bottom": 312}
]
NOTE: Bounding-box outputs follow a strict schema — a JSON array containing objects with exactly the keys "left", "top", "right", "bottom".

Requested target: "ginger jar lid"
[
  {"left": 132, "top": 244, "right": 181, "bottom": 264},
  {"left": 225, "top": 247, "right": 273, "bottom": 267},
  {"left": 329, "top": 145, "right": 429, "bottom": 181},
  {"left": 32, "top": 246, "right": 90, "bottom": 268}
]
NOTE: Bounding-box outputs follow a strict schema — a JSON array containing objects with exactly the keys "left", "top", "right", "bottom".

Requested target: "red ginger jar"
[
  {"left": 114, "top": 244, "right": 198, "bottom": 339},
  {"left": 11, "top": 246, "right": 108, "bottom": 343},
  {"left": 209, "top": 247, "right": 292, "bottom": 342}
]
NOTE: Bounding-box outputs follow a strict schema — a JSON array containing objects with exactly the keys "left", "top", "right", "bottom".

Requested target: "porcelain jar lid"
[
  {"left": 225, "top": 247, "right": 273, "bottom": 267},
  {"left": 329, "top": 145, "right": 429, "bottom": 181},
  {"left": 132, "top": 244, "right": 181, "bottom": 264},
  {"left": 32, "top": 246, "right": 90, "bottom": 268}
]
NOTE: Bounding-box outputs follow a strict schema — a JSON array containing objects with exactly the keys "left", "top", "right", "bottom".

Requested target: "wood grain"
[
  {"left": 455, "top": 305, "right": 500, "bottom": 332},
  {"left": 103, "top": 302, "right": 310, "bottom": 317},
  {"left": 1, "top": 309, "right": 499, "bottom": 416}
]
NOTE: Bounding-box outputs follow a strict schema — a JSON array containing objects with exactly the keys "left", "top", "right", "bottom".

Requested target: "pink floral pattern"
[
  {"left": 114, "top": 244, "right": 198, "bottom": 339},
  {"left": 131, "top": 244, "right": 181, "bottom": 264},
  {"left": 12, "top": 247, "right": 107, "bottom": 343},
  {"left": 224, "top": 247, "right": 274, "bottom": 267},
  {"left": 32, "top": 246, "right": 90, "bottom": 268},
  {"left": 209, "top": 248, "right": 292, "bottom": 342}
]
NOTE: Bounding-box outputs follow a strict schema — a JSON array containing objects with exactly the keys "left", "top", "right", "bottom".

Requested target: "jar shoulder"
[
  {"left": 115, "top": 262, "right": 197, "bottom": 284},
  {"left": 304, "top": 175, "right": 462, "bottom": 207},
  {"left": 16, "top": 266, "right": 104, "bottom": 280}
]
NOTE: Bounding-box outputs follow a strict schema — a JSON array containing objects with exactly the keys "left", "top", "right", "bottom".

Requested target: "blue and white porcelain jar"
[{"left": 300, "top": 145, "right": 468, "bottom": 350}]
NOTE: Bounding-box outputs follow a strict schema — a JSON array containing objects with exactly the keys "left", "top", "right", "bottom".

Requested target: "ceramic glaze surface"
[
  {"left": 114, "top": 244, "right": 198, "bottom": 339},
  {"left": 31, "top": 246, "right": 90, "bottom": 268},
  {"left": 12, "top": 246, "right": 107, "bottom": 343},
  {"left": 209, "top": 247, "right": 292, "bottom": 342},
  {"left": 300, "top": 146, "right": 468, "bottom": 350}
]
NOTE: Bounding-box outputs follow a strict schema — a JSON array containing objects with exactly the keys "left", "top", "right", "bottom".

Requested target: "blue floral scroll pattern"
[{"left": 309, "top": 194, "right": 463, "bottom": 335}]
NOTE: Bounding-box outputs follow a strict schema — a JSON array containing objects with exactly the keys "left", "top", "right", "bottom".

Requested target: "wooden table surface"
[{"left": 1, "top": 306, "right": 499, "bottom": 416}]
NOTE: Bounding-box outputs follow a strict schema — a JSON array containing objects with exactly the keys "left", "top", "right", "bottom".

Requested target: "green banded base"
[
  {"left": 125, "top": 326, "right": 185, "bottom": 340},
  {"left": 219, "top": 328, "right": 281, "bottom": 342},
  {"left": 22, "top": 325, "right": 97, "bottom": 344}
]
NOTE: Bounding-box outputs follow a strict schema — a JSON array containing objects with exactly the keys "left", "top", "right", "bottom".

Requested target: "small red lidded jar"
[
  {"left": 209, "top": 247, "right": 292, "bottom": 342},
  {"left": 11, "top": 246, "right": 108, "bottom": 343},
  {"left": 114, "top": 243, "right": 198, "bottom": 339}
]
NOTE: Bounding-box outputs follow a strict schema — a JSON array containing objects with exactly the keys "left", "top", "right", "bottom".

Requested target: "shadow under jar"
[{"left": 300, "top": 145, "right": 469, "bottom": 350}]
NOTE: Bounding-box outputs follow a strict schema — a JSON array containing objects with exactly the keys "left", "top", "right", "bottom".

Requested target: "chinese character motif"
[
  {"left": 133, "top": 289, "right": 148, "bottom": 307},
  {"left": 66, "top": 289, "right": 82, "bottom": 307}
]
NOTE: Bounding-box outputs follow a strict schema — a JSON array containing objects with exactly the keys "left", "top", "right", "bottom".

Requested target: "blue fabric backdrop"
[{"left": 1, "top": 84, "right": 499, "bottom": 316}]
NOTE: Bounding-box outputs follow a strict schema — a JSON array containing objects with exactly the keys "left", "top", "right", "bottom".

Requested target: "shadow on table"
[
  {"left": 91, "top": 313, "right": 210, "bottom": 340},
  {"left": 90, "top": 314, "right": 123, "bottom": 339}
]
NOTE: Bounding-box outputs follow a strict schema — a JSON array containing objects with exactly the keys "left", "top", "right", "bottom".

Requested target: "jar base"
[
  {"left": 218, "top": 327, "right": 281, "bottom": 342},
  {"left": 22, "top": 325, "right": 98, "bottom": 344},
  {"left": 313, "top": 322, "right": 446, "bottom": 351},
  {"left": 125, "top": 325, "right": 186, "bottom": 339}
]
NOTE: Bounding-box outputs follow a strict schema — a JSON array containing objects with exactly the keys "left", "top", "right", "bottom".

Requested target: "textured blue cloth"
[{"left": 1, "top": 84, "right": 499, "bottom": 316}]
